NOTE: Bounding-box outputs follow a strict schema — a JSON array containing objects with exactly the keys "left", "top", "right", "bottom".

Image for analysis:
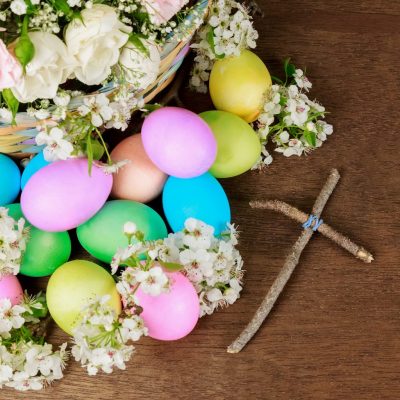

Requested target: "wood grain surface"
[{"left": 2, "top": 0, "right": 400, "bottom": 398}]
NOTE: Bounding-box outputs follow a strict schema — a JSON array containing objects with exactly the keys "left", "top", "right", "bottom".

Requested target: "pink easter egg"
[
  {"left": 0, "top": 275, "right": 23, "bottom": 305},
  {"left": 21, "top": 158, "right": 112, "bottom": 232},
  {"left": 136, "top": 271, "right": 200, "bottom": 341},
  {"left": 142, "top": 107, "right": 217, "bottom": 178}
]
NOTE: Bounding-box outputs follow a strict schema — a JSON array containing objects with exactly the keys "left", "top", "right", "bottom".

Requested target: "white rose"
[
  {"left": 117, "top": 38, "right": 160, "bottom": 90},
  {"left": 11, "top": 32, "right": 76, "bottom": 103},
  {"left": 65, "top": 4, "right": 131, "bottom": 86}
]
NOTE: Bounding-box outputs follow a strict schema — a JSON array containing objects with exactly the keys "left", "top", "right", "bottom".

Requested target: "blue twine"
[{"left": 302, "top": 214, "right": 323, "bottom": 231}]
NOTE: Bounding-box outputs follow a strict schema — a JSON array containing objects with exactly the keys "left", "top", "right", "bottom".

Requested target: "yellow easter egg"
[
  {"left": 46, "top": 260, "right": 121, "bottom": 335},
  {"left": 209, "top": 50, "right": 272, "bottom": 122}
]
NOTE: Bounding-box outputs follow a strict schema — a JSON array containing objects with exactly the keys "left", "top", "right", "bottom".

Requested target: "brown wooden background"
[{"left": 2, "top": 0, "right": 400, "bottom": 398}]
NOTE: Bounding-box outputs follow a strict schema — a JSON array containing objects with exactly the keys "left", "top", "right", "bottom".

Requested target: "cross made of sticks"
[{"left": 228, "top": 168, "right": 374, "bottom": 353}]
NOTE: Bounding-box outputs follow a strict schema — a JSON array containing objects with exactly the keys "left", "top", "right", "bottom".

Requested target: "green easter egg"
[
  {"left": 6, "top": 203, "right": 71, "bottom": 277},
  {"left": 46, "top": 260, "right": 121, "bottom": 335},
  {"left": 77, "top": 200, "right": 168, "bottom": 263},
  {"left": 199, "top": 111, "right": 262, "bottom": 178}
]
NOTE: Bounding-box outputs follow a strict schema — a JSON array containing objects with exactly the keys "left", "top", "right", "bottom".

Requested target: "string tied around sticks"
[{"left": 302, "top": 214, "right": 323, "bottom": 231}]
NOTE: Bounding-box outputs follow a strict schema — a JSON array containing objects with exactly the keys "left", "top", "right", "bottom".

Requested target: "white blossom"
[{"left": 35, "top": 127, "right": 74, "bottom": 162}]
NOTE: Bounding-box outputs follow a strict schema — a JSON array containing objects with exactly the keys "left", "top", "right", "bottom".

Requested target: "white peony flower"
[
  {"left": 65, "top": 4, "right": 131, "bottom": 85},
  {"left": 117, "top": 38, "right": 160, "bottom": 90},
  {"left": 11, "top": 32, "right": 76, "bottom": 103}
]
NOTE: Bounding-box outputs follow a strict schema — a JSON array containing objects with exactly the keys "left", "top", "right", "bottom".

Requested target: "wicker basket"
[{"left": 0, "top": 0, "right": 209, "bottom": 158}]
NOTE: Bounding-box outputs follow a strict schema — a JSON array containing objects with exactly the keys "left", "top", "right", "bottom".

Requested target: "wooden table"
[{"left": 3, "top": 0, "right": 400, "bottom": 398}]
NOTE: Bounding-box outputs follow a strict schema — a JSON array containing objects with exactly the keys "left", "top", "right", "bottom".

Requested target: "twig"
[
  {"left": 249, "top": 200, "right": 374, "bottom": 263},
  {"left": 227, "top": 169, "right": 341, "bottom": 353}
]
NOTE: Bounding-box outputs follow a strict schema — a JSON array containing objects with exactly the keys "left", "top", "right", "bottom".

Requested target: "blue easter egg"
[
  {"left": 21, "top": 152, "right": 50, "bottom": 190},
  {"left": 0, "top": 154, "right": 21, "bottom": 206},
  {"left": 162, "top": 173, "right": 231, "bottom": 235}
]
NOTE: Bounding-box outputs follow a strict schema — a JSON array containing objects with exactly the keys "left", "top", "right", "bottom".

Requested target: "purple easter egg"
[
  {"left": 21, "top": 158, "right": 112, "bottom": 232},
  {"left": 142, "top": 107, "right": 217, "bottom": 178}
]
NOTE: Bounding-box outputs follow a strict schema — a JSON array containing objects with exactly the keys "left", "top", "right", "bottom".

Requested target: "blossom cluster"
[
  {"left": 190, "top": 0, "right": 258, "bottom": 92},
  {"left": 71, "top": 295, "right": 148, "bottom": 376},
  {"left": 112, "top": 218, "right": 244, "bottom": 316},
  {"left": 252, "top": 61, "right": 333, "bottom": 169},
  {"left": 0, "top": 207, "right": 28, "bottom": 276},
  {"left": 0, "top": 294, "right": 68, "bottom": 391},
  {"left": 156, "top": 218, "right": 244, "bottom": 316}
]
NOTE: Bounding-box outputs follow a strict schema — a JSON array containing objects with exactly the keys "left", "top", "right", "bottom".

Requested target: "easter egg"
[
  {"left": 0, "top": 275, "right": 23, "bottom": 305},
  {"left": 0, "top": 154, "right": 21, "bottom": 206},
  {"left": 7, "top": 203, "right": 71, "bottom": 277},
  {"left": 136, "top": 271, "right": 199, "bottom": 340},
  {"left": 21, "top": 152, "right": 50, "bottom": 190},
  {"left": 209, "top": 50, "right": 272, "bottom": 122},
  {"left": 46, "top": 260, "right": 121, "bottom": 335},
  {"left": 200, "top": 110, "right": 262, "bottom": 178},
  {"left": 162, "top": 173, "right": 230, "bottom": 235},
  {"left": 142, "top": 107, "right": 217, "bottom": 178},
  {"left": 21, "top": 158, "right": 112, "bottom": 232},
  {"left": 111, "top": 134, "right": 167, "bottom": 203},
  {"left": 77, "top": 200, "right": 168, "bottom": 263}
]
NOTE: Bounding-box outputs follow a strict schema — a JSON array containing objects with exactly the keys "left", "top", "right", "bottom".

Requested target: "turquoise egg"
[
  {"left": 0, "top": 154, "right": 20, "bottom": 206},
  {"left": 21, "top": 152, "right": 50, "bottom": 190},
  {"left": 162, "top": 173, "right": 231, "bottom": 235},
  {"left": 77, "top": 200, "right": 168, "bottom": 263}
]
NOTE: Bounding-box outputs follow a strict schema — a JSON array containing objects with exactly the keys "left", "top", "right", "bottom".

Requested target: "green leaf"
[
  {"left": 91, "top": 139, "right": 105, "bottom": 160},
  {"left": 14, "top": 17, "right": 35, "bottom": 71},
  {"left": 271, "top": 75, "right": 284, "bottom": 84},
  {"left": 158, "top": 260, "right": 184, "bottom": 272},
  {"left": 86, "top": 134, "right": 93, "bottom": 175},
  {"left": 283, "top": 57, "right": 296, "bottom": 83},
  {"left": 303, "top": 131, "right": 316, "bottom": 147},
  {"left": 2, "top": 89, "right": 19, "bottom": 125},
  {"left": 52, "top": 0, "right": 73, "bottom": 19},
  {"left": 207, "top": 28, "right": 224, "bottom": 59},
  {"left": 129, "top": 33, "right": 149, "bottom": 57}
]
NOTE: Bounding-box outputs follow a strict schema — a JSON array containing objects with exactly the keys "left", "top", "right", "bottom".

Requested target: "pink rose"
[
  {"left": 0, "top": 39, "right": 23, "bottom": 91},
  {"left": 143, "top": 0, "right": 189, "bottom": 25}
]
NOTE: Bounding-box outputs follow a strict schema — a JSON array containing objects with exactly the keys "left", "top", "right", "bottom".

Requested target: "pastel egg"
[
  {"left": 0, "top": 275, "right": 23, "bottom": 305},
  {"left": 209, "top": 50, "right": 272, "bottom": 122},
  {"left": 77, "top": 200, "right": 168, "bottom": 263},
  {"left": 46, "top": 260, "right": 121, "bottom": 335},
  {"left": 162, "top": 173, "right": 230, "bottom": 235},
  {"left": 111, "top": 134, "right": 167, "bottom": 203},
  {"left": 7, "top": 203, "right": 71, "bottom": 277},
  {"left": 142, "top": 107, "right": 217, "bottom": 178},
  {"left": 21, "top": 151, "right": 50, "bottom": 190},
  {"left": 200, "top": 110, "right": 261, "bottom": 178},
  {"left": 21, "top": 158, "right": 112, "bottom": 232},
  {"left": 0, "top": 154, "right": 21, "bottom": 206},
  {"left": 136, "top": 271, "right": 199, "bottom": 340}
]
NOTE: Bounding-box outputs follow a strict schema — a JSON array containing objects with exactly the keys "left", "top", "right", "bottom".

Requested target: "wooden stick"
[
  {"left": 227, "top": 169, "right": 341, "bottom": 353},
  {"left": 250, "top": 200, "right": 374, "bottom": 263}
]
